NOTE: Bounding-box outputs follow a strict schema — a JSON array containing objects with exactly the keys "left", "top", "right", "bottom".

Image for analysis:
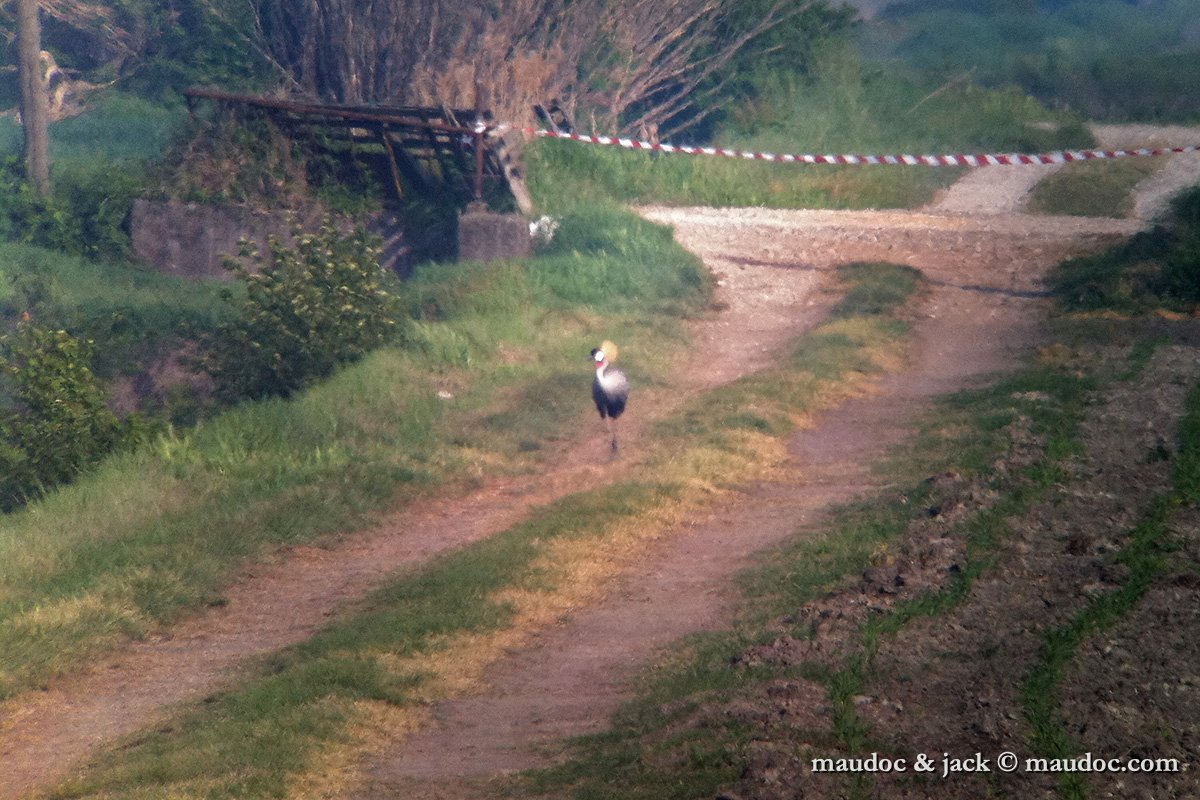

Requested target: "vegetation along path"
[{"left": 0, "top": 174, "right": 1156, "bottom": 798}]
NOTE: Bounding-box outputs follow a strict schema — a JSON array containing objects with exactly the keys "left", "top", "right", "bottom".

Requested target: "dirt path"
[
  {"left": 357, "top": 207, "right": 1139, "bottom": 797},
  {"left": 0, "top": 175, "right": 1162, "bottom": 798},
  {"left": 929, "top": 163, "right": 1064, "bottom": 215}
]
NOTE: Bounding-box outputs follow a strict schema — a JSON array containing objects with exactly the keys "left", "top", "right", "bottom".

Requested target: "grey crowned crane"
[{"left": 591, "top": 340, "right": 629, "bottom": 454}]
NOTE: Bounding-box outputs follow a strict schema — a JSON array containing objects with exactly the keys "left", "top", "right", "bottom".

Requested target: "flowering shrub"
[{"left": 200, "top": 220, "right": 402, "bottom": 401}]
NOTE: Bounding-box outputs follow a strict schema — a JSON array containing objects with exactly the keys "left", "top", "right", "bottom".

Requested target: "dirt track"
[
  {"left": 0, "top": 135, "right": 1194, "bottom": 799},
  {"left": 359, "top": 206, "right": 1136, "bottom": 798}
]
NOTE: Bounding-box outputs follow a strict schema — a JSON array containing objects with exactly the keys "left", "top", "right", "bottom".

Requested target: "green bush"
[
  {"left": 0, "top": 319, "right": 128, "bottom": 511},
  {"left": 200, "top": 220, "right": 402, "bottom": 401}
]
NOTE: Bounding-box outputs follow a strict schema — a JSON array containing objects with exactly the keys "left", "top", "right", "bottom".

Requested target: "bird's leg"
[{"left": 610, "top": 418, "right": 620, "bottom": 455}]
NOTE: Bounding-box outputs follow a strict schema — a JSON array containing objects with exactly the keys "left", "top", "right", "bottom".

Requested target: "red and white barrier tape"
[{"left": 530, "top": 128, "right": 1200, "bottom": 166}]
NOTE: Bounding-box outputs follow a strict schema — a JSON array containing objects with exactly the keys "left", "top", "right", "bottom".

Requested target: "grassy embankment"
[{"left": 0, "top": 92, "right": 221, "bottom": 394}]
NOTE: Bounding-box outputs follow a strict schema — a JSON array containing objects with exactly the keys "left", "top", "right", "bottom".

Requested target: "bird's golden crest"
[{"left": 599, "top": 340, "right": 619, "bottom": 362}]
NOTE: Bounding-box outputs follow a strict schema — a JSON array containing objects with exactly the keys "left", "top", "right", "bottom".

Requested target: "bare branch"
[{"left": 251, "top": 0, "right": 824, "bottom": 136}]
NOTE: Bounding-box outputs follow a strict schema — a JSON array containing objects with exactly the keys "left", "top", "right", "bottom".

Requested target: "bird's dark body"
[
  {"left": 593, "top": 374, "right": 627, "bottom": 418},
  {"left": 590, "top": 345, "right": 629, "bottom": 454},
  {"left": 592, "top": 364, "right": 629, "bottom": 420}
]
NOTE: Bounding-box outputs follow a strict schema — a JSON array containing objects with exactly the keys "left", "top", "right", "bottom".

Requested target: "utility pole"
[{"left": 15, "top": 0, "right": 50, "bottom": 196}]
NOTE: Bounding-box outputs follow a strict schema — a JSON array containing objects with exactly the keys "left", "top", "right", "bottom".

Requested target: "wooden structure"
[{"left": 183, "top": 87, "right": 532, "bottom": 214}]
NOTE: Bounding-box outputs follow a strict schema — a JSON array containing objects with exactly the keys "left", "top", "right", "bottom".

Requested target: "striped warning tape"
[{"left": 529, "top": 128, "right": 1200, "bottom": 166}]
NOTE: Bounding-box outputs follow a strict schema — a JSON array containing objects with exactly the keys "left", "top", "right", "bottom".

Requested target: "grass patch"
[
  {"left": 0, "top": 93, "right": 186, "bottom": 169},
  {"left": 43, "top": 262, "right": 921, "bottom": 800},
  {"left": 1026, "top": 158, "right": 1163, "bottom": 218},
  {"left": 832, "top": 262, "right": 923, "bottom": 318}
]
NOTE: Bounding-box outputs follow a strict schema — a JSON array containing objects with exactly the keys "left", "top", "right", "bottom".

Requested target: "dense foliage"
[
  {"left": 0, "top": 319, "right": 128, "bottom": 511},
  {"left": 199, "top": 220, "right": 402, "bottom": 401},
  {"left": 0, "top": 156, "right": 142, "bottom": 261}
]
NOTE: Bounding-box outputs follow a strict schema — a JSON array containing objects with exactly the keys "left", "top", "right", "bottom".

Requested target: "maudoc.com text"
[{"left": 810, "top": 752, "right": 1183, "bottom": 778}]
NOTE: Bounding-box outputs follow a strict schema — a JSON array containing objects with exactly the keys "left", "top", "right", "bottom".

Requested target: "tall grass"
[{"left": 0, "top": 242, "right": 226, "bottom": 317}]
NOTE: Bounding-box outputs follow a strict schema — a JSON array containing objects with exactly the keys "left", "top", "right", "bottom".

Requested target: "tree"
[
  {"left": 251, "top": 0, "right": 846, "bottom": 139},
  {"left": 14, "top": 0, "right": 49, "bottom": 196}
]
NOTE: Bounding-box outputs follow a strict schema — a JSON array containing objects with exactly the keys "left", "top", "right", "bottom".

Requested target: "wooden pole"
[
  {"left": 473, "top": 79, "right": 486, "bottom": 204},
  {"left": 15, "top": 0, "right": 50, "bottom": 196}
]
